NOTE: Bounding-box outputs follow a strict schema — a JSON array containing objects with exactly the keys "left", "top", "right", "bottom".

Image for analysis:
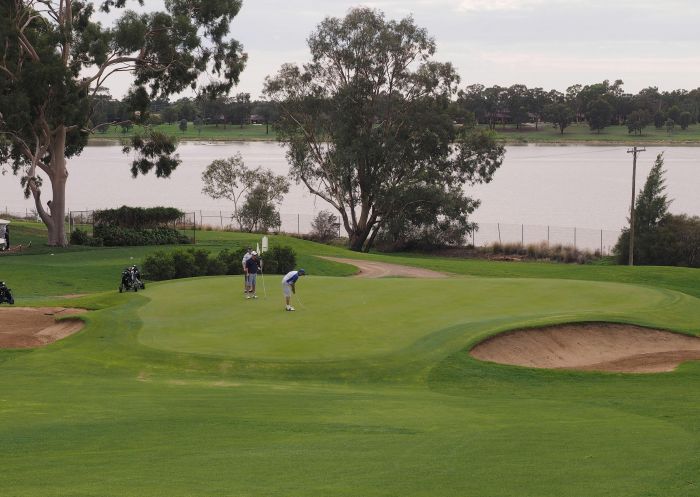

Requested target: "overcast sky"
[{"left": 100, "top": 0, "right": 700, "bottom": 99}]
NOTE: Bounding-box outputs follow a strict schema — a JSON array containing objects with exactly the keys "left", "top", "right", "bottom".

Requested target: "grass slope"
[{"left": 3, "top": 229, "right": 700, "bottom": 496}]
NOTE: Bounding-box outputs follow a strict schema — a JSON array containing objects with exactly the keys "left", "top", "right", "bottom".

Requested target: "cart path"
[
  {"left": 320, "top": 256, "right": 449, "bottom": 278},
  {"left": 0, "top": 307, "right": 86, "bottom": 349}
]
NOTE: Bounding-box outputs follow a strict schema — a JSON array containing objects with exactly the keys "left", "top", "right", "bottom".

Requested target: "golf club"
[{"left": 294, "top": 293, "right": 307, "bottom": 309}]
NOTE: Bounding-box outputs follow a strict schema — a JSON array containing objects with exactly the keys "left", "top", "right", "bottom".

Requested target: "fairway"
[{"left": 3, "top": 267, "right": 700, "bottom": 496}]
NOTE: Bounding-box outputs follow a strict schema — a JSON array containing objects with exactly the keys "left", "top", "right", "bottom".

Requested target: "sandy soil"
[
  {"left": 470, "top": 323, "right": 700, "bottom": 373},
  {"left": 321, "top": 257, "right": 448, "bottom": 278},
  {"left": 0, "top": 307, "right": 86, "bottom": 349}
]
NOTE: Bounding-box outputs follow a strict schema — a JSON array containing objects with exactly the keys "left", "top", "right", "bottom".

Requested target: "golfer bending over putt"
[{"left": 282, "top": 269, "right": 305, "bottom": 311}]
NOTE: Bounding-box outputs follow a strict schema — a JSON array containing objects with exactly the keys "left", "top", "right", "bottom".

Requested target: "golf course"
[{"left": 2, "top": 225, "right": 700, "bottom": 496}]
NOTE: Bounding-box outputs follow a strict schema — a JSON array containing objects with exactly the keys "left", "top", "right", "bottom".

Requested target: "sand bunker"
[
  {"left": 0, "top": 307, "right": 86, "bottom": 349},
  {"left": 470, "top": 323, "right": 700, "bottom": 373}
]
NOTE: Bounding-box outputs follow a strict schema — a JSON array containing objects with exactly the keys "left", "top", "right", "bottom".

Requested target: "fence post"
[
  {"left": 521, "top": 224, "right": 524, "bottom": 246},
  {"left": 220, "top": 210, "right": 223, "bottom": 228},
  {"left": 547, "top": 225, "right": 550, "bottom": 246},
  {"left": 199, "top": 210, "right": 203, "bottom": 230},
  {"left": 574, "top": 227, "right": 577, "bottom": 250},
  {"left": 497, "top": 223, "right": 501, "bottom": 243},
  {"left": 600, "top": 230, "right": 603, "bottom": 255},
  {"left": 298, "top": 214, "right": 300, "bottom": 235}
]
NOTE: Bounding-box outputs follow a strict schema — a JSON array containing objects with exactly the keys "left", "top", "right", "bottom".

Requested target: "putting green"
[{"left": 137, "top": 276, "right": 700, "bottom": 361}]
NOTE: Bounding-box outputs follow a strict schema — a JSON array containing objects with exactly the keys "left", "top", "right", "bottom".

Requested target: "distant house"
[{"left": 249, "top": 114, "right": 265, "bottom": 124}]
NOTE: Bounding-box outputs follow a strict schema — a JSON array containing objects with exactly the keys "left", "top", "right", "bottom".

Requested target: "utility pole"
[{"left": 627, "top": 146, "right": 645, "bottom": 266}]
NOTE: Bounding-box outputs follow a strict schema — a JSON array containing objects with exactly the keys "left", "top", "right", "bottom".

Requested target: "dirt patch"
[
  {"left": 320, "top": 257, "right": 448, "bottom": 278},
  {"left": 469, "top": 323, "right": 700, "bottom": 373},
  {"left": 0, "top": 307, "right": 86, "bottom": 349}
]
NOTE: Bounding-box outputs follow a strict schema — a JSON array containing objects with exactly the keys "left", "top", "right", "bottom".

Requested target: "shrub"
[
  {"left": 264, "top": 246, "right": 296, "bottom": 274},
  {"left": 94, "top": 225, "right": 189, "bottom": 246},
  {"left": 615, "top": 214, "right": 700, "bottom": 267},
  {"left": 70, "top": 229, "right": 89, "bottom": 245},
  {"left": 142, "top": 251, "right": 176, "bottom": 280},
  {"left": 310, "top": 210, "right": 339, "bottom": 242},
  {"left": 142, "top": 245, "right": 297, "bottom": 281},
  {"left": 94, "top": 206, "right": 184, "bottom": 229},
  {"left": 216, "top": 248, "right": 248, "bottom": 275}
]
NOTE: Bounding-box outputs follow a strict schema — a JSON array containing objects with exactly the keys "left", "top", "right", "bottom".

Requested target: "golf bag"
[
  {"left": 0, "top": 281, "right": 14, "bottom": 305},
  {"left": 119, "top": 265, "right": 145, "bottom": 293}
]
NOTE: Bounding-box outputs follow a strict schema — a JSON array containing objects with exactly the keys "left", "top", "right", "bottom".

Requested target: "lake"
[{"left": 1, "top": 142, "right": 698, "bottom": 251}]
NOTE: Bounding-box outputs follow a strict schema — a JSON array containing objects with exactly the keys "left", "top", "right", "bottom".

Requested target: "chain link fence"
[{"left": 3, "top": 204, "right": 621, "bottom": 253}]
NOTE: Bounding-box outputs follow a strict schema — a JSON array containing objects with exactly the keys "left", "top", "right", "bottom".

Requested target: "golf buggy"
[
  {"left": 119, "top": 265, "right": 145, "bottom": 293},
  {"left": 0, "top": 218, "right": 9, "bottom": 251},
  {"left": 0, "top": 281, "right": 14, "bottom": 305}
]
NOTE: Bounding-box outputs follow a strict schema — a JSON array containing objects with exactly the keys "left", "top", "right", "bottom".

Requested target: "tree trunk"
[
  {"left": 48, "top": 172, "right": 68, "bottom": 246},
  {"left": 348, "top": 228, "right": 371, "bottom": 252},
  {"left": 46, "top": 128, "right": 69, "bottom": 246}
]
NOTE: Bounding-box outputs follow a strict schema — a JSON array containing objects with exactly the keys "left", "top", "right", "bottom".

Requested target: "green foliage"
[
  {"left": 69, "top": 228, "right": 90, "bottom": 246},
  {"left": 94, "top": 225, "right": 189, "bottom": 246},
  {"left": 615, "top": 214, "right": 700, "bottom": 267},
  {"left": 94, "top": 206, "right": 184, "bottom": 228},
  {"left": 262, "top": 246, "right": 297, "bottom": 274},
  {"left": 238, "top": 185, "right": 283, "bottom": 233},
  {"left": 265, "top": 8, "right": 504, "bottom": 252},
  {"left": 612, "top": 153, "right": 698, "bottom": 267},
  {"left": 679, "top": 111, "right": 692, "bottom": 130},
  {"left": 0, "top": 0, "right": 246, "bottom": 245},
  {"left": 625, "top": 110, "right": 651, "bottom": 135},
  {"left": 586, "top": 97, "right": 614, "bottom": 133},
  {"left": 310, "top": 210, "right": 340, "bottom": 242},
  {"left": 143, "top": 245, "right": 296, "bottom": 280},
  {"left": 543, "top": 102, "right": 575, "bottom": 134},
  {"left": 201, "top": 153, "right": 289, "bottom": 230}
]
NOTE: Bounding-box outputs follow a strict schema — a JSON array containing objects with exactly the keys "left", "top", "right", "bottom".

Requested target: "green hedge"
[
  {"left": 93, "top": 225, "right": 190, "bottom": 246},
  {"left": 143, "top": 246, "right": 296, "bottom": 281},
  {"left": 94, "top": 206, "right": 184, "bottom": 229}
]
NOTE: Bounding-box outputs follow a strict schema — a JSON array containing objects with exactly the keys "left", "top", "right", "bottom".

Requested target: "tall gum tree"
[
  {"left": 264, "top": 8, "right": 504, "bottom": 252},
  {"left": 0, "top": 0, "right": 246, "bottom": 245}
]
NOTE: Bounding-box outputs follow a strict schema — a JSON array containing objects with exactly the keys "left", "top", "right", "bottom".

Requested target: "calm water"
[{"left": 1, "top": 142, "right": 698, "bottom": 241}]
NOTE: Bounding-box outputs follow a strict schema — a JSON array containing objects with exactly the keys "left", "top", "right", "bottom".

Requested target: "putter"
[{"left": 294, "top": 293, "right": 307, "bottom": 309}]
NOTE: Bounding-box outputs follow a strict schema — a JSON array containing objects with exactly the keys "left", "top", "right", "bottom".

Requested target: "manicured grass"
[
  {"left": 86, "top": 121, "right": 700, "bottom": 145},
  {"left": 492, "top": 122, "right": 700, "bottom": 144},
  {"left": 4, "top": 226, "right": 700, "bottom": 495},
  {"left": 89, "top": 123, "right": 275, "bottom": 142}
]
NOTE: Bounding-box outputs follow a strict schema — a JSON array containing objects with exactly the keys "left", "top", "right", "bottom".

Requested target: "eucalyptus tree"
[
  {"left": 586, "top": 98, "right": 614, "bottom": 134},
  {"left": 0, "top": 0, "right": 246, "bottom": 245},
  {"left": 264, "top": 7, "right": 504, "bottom": 252},
  {"left": 543, "top": 103, "right": 575, "bottom": 135}
]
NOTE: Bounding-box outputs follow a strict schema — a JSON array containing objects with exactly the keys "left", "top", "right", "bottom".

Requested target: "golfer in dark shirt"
[{"left": 245, "top": 251, "right": 261, "bottom": 299}]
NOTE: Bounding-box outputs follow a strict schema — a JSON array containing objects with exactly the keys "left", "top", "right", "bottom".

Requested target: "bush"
[
  {"left": 70, "top": 229, "right": 89, "bottom": 245},
  {"left": 94, "top": 225, "right": 189, "bottom": 246},
  {"left": 94, "top": 206, "right": 184, "bottom": 229},
  {"left": 263, "top": 246, "right": 296, "bottom": 274},
  {"left": 142, "top": 251, "right": 176, "bottom": 280},
  {"left": 310, "top": 210, "right": 339, "bottom": 242},
  {"left": 142, "top": 245, "right": 296, "bottom": 281},
  {"left": 614, "top": 214, "right": 700, "bottom": 267}
]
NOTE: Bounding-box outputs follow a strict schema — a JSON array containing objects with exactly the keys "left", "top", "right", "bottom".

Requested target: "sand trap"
[
  {"left": 0, "top": 307, "right": 86, "bottom": 349},
  {"left": 470, "top": 323, "right": 700, "bottom": 373}
]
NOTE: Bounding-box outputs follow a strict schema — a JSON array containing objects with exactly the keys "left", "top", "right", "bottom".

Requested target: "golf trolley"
[
  {"left": 0, "top": 281, "right": 14, "bottom": 305},
  {"left": 119, "top": 266, "right": 145, "bottom": 293}
]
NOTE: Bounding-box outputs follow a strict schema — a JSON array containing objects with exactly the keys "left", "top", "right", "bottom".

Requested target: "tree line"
[
  {"left": 91, "top": 90, "right": 279, "bottom": 133},
  {"left": 454, "top": 80, "right": 700, "bottom": 135}
]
